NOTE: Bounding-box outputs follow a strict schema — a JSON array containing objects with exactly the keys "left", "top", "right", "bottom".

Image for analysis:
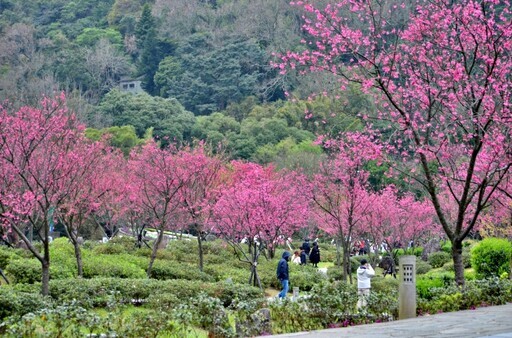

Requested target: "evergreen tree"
[{"left": 135, "top": 4, "right": 158, "bottom": 94}]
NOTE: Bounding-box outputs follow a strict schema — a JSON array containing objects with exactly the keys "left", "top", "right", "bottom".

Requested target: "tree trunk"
[
  {"left": 197, "top": 231, "right": 204, "bottom": 272},
  {"left": 72, "top": 239, "right": 83, "bottom": 277},
  {"left": 41, "top": 225, "right": 50, "bottom": 296},
  {"left": 249, "top": 242, "right": 262, "bottom": 289},
  {"left": 452, "top": 239, "right": 465, "bottom": 287},
  {"left": 63, "top": 220, "right": 84, "bottom": 278},
  {"left": 147, "top": 229, "right": 164, "bottom": 278},
  {"left": 41, "top": 260, "right": 50, "bottom": 296},
  {"left": 336, "top": 238, "right": 342, "bottom": 267},
  {"left": 342, "top": 240, "right": 352, "bottom": 283}
]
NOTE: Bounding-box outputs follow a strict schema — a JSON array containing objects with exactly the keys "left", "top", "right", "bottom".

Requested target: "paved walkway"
[{"left": 263, "top": 303, "right": 512, "bottom": 338}]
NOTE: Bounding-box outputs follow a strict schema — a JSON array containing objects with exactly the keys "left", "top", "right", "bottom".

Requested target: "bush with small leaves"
[
  {"left": 82, "top": 254, "right": 146, "bottom": 279},
  {"left": 5, "top": 259, "right": 41, "bottom": 284},
  {"left": 0, "top": 247, "right": 21, "bottom": 270},
  {"left": 471, "top": 238, "right": 512, "bottom": 279},
  {"left": 0, "top": 287, "right": 49, "bottom": 320},
  {"left": 416, "top": 259, "right": 433, "bottom": 275},
  {"left": 148, "top": 260, "right": 215, "bottom": 282},
  {"left": 427, "top": 251, "right": 451, "bottom": 268}
]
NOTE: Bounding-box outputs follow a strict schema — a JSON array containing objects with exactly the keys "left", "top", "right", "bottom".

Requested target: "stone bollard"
[
  {"left": 292, "top": 287, "right": 299, "bottom": 300},
  {"left": 399, "top": 255, "right": 416, "bottom": 320}
]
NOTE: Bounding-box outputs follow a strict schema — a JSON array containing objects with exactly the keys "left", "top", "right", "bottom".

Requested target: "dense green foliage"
[
  {"left": 427, "top": 251, "right": 451, "bottom": 269},
  {"left": 1, "top": 237, "right": 512, "bottom": 336},
  {"left": 471, "top": 238, "right": 512, "bottom": 279},
  {"left": 0, "top": 0, "right": 374, "bottom": 166}
]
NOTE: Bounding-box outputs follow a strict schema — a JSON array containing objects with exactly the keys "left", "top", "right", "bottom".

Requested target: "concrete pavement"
[{"left": 263, "top": 303, "right": 512, "bottom": 338}]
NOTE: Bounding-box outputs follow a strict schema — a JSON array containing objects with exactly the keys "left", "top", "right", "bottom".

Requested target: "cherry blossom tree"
[
  {"left": 88, "top": 150, "right": 128, "bottom": 241},
  {"left": 312, "top": 132, "right": 382, "bottom": 283},
  {"left": 212, "top": 162, "right": 310, "bottom": 288},
  {"left": 128, "top": 142, "right": 189, "bottom": 277},
  {"left": 0, "top": 94, "right": 89, "bottom": 295},
  {"left": 54, "top": 144, "right": 122, "bottom": 277},
  {"left": 280, "top": 0, "right": 512, "bottom": 285},
  {"left": 364, "top": 186, "right": 440, "bottom": 261},
  {"left": 177, "top": 144, "right": 226, "bottom": 271}
]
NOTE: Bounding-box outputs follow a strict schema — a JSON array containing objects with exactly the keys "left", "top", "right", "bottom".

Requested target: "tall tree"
[
  {"left": 280, "top": 0, "right": 512, "bottom": 286},
  {"left": 0, "top": 94, "right": 88, "bottom": 295},
  {"left": 212, "top": 162, "right": 310, "bottom": 288},
  {"left": 55, "top": 144, "right": 122, "bottom": 277},
  {"left": 128, "top": 142, "right": 188, "bottom": 277},
  {"left": 177, "top": 144, "right": 226, "bottom": 271},
  {"left": 364, "top": 186, "right": 439, "bottom": 261},
  {"left": 135, "top": 3, "right": 159, "bottom": 94},
  {"left": 312, "top": 132, "right": 382, "bottom": 283}
]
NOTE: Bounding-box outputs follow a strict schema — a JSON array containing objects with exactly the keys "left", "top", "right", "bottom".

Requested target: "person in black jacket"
[
  {"left": 276, "top": 251, "right": 291, "bottom": 298},
  {"left": 309, "top": 242, "right": 321, "bottom": 267},
  {"left": 302, "top": 239, "right": 311, "bottom": 257},
  {"left": 300, "top": 247, "right": 307, "bottom": 265}
]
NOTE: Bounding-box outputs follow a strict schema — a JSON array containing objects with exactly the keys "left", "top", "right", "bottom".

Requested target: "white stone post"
[{"left": 399, "top": 255, "right": 416, "bottom": 319}]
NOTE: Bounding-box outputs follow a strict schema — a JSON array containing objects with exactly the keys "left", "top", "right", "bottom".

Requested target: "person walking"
[
  {"left": 300, "top": 247, "right": 307, "bottom": 265},
  {"left": 357, "top": 258, "right": 375, "bottom": 309},
  {"left": 276, "top": 251, "right": 291, "bottom": 298},
  {"left": 309, "top": 242, "right": 321, "bottom": 267}
]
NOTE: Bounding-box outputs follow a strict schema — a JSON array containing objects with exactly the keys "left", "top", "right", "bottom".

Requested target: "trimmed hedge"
[
  {"left": 149, "top": 260, "right": 215, "bottom": 282},
  {"left": 471, "top": 238, "right": 512, "bottom": 279},
  {"left": 0, "top": 287, "right": 48, "bottom": 320},
  {"left": 82, "top": 254, "right": 146, "bottom": 279},
  {"left": 44, "top": 278, "right": 264, "bottom": 309},
  {"left": 428, "top": 251, "right": 451, "bottom": 268}
]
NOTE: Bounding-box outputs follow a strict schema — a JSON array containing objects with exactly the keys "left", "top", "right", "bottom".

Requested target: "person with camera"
[{"left": 356, "top": 258, "right": 375, "bottom": 309}]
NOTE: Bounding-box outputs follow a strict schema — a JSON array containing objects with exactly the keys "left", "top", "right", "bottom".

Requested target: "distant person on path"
[
  {"left": 302, "top": 238, "right": 311, "bottom": 258},
  {"left": 357, "top": 258, "right": 375, "bottom": 309},
  {"left": 309, "top": 242, "right": 321, "bottom": 267},
  {"left": 277, "top": 251, "right": 291, "bottom": 298},
  {"left": 300, "top": 247, "right": 307, "bottom": 265},
  {"left": 291, "top": 251, "right": 301, "bottom": 265}
]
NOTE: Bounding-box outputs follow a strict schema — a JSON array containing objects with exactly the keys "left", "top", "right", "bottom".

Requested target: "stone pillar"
[
  {"left": 399, "top": 255, "right": 416, "bottom": 319},
  {"left": 292, "top": 287, "right": 299, "bottom": 300}
]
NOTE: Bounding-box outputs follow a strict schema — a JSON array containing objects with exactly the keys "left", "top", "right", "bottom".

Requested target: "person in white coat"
[{"left": 357, "top": 258, "right": 375, "bottom": 309}]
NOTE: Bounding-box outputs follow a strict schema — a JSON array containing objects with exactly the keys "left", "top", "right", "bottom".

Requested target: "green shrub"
[
  {"left": 149, "top": 260, "right": 215, "bottom": 282},
  {"left": 416, "top": 276, "right": 444, "bottom": 300},
  {"left": 470, "top": 277, "right": 512, "bottom": 305},
  {"left": 115, "top": 253, "right": 149, "bottom": 270},
  {"left": 0, "top": 247, "right": 20, "bottom": 270},
  {"left": 471, "top": 238, "right": 512, "bottom": 279},
  {"left": 46, "top": 278, "right": 263, "bottom": 309},
  {"left": 306, "top": 281, "right": 358, "bottom": 324},
  {"left": 371, "top": 276, "right": 399, "bottom": 294},
  {"left": 317, "top": 244, "right": 336, "bottom": 263},
  {"left": 92, "top": 242, "right": 128, "bottom": 255},
  {"left": 270, "top": 298, "right": 323, "bottom": 334},
  {"left": 465, "top": 269, "right": 477, "bottom": 281},
  {"left": 427, "top": 251, "right": 451, "bottom": 268},
  {"left": 327, "top": 266, "right": 344, "bottom": 282},
  {"left": 442, "top": 261, "right": 454, "bottom": 272},
  {"left": 417, "top": 277, "right": 512, "bottom": 315},
  {"left": 441, "top": 240, "right": 452, "bottom": 253},
  {"left": 0, "top": 287, "right": 48, "bottom": 320},
  {"left": 462, "top": 247, "right": 472, "bottom": 268},
  {"left": 416, "top": 259, "right": 432, "bottom": 275},
  {"left": 6, "top": 259, "right": 41, "bottom": 284},
  {"left": 288, "top": 265, "right": 328, "bottom": 291},
  {"left": 82, "top": 254, "right": 146, "bottom": 279},
  {"left": 412, "top": 246, "right": 424, "bottom": 257}
]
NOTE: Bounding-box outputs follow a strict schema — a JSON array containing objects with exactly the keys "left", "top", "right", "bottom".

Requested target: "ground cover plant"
[{"left": 1, "top": 234, "right": 511, "bottom": 337}]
